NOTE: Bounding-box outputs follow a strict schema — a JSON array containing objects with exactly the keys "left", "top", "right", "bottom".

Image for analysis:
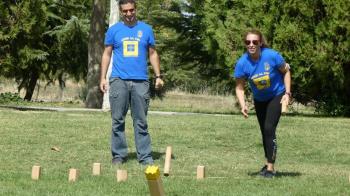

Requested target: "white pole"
[{"left": 102, "top": 0, "right": 119, "bottom": 110}]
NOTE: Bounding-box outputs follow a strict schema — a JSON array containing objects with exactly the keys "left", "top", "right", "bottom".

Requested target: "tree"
[
  {"left": 186, "top": 0, "right": 350, "bottom": 116},
  {"left": 0, "top": 0, "right": 50, "bottom": 100},
  {"left": 136, "top": 0, "right": 212, "bottom": 93},
  {"left": 268, "top": 0, "right": 350, "bottom": 115},
  {"left": 101, "top": 0, "right": 120, "bottom": 110},
  {"left": 85, "top": 0, "right": 107, "bottom": 108},
  {"left": 0, "top": 0, "right": 90, "bottom": 101}
]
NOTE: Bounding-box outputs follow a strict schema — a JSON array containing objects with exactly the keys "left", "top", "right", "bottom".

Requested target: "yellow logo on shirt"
[
  {"left": 252, "top": 75, "right": 271, "bottom": 90},
  {"left": 123, "top": 40, "right": 139, "bottom": 57}
]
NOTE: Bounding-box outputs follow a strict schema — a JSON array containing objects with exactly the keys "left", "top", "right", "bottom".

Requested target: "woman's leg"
[
  {"left": 254, "top": 100, "right": 268, "bottom": 161},
  {"left": 254, "top": 94, "right": 283, "bottom": 172},
  {"left": 263, "top": 94, "right": 283, "bottom": 170}
]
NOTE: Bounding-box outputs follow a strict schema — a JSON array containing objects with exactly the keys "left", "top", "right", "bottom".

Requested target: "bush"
[{"left": 0, "top": 92, "right": 24, "bottom": 104}]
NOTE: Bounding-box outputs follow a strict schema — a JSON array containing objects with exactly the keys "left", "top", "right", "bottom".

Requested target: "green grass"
[
  {"left": 150, "top": 91, "right": 239, "bottom": 114},
  {"left": 0, "top": 109, "right": 349, "bottom": 195}
]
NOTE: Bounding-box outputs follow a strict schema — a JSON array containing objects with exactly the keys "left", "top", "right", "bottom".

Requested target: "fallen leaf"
[{"left": 51, "top": 146, "right": 60, "bottom": 152}]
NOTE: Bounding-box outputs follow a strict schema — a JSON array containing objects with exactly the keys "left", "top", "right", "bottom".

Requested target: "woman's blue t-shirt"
[
  {"left": 233, "top": 48, "right": 286, "bottom": 101},
  {"left": 104, "top": 21, "right": 155, "bottom": 80}
]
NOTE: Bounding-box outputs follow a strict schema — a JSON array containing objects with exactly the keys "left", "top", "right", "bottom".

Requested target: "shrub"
[{"left": 0, "top": 92, "right": 24, "bottom": 104}]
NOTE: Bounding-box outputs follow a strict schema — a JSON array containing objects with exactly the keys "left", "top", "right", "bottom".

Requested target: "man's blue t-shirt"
[
  {"left": 233, "top": 48, "right": 286, "bottom": 101},
  {"left": 104, "top": 21, "right": 155, "bottom": 80}
]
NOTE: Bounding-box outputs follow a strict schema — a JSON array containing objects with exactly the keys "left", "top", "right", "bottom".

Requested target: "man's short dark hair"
[{"left": 119, "top": 0, "right": 136, "bottom": 8}]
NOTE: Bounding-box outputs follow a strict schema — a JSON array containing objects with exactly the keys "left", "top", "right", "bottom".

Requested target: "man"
[{"left": 100, "top": 0, "right": 164, "bottom": 165}]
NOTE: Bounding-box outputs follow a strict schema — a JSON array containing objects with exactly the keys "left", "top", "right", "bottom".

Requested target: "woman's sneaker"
[
  {"left": 259, "top": 165, "right": 267, "bottom": 176},
  {"left": 263, "top": 170, "right": 276, "bottom": 178}
]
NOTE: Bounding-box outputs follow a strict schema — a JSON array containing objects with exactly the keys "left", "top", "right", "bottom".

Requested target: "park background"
[
  {"left": 0, "top": 0, "right": 349, "bottom": 195},
  {"left": 1, "top": 0, "right": 350, "bottom": 116}
]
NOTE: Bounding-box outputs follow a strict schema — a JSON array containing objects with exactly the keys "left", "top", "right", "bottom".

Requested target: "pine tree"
[{"left": 0, "top": 0, "right": 90, "bottom": 101}]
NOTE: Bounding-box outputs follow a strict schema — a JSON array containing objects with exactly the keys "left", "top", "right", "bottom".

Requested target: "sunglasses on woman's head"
[{"left": 245, "top": 40, "right": 259, "bottom": 46}]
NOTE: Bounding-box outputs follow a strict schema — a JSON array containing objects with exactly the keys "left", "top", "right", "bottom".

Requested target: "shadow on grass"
[
  {"left": 248, "top": 171, "right": 302, "bottom": 178},
  {"left": 275, "top": 171, "right": 302, "bottom": 177},
  {"left": 126, "top": 151, "right": 165, "bottom": 161}
]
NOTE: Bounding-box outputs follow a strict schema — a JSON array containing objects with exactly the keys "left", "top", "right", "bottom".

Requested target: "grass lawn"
[{"left": 0, "top": 108, "right": 349, "bottom": 195}]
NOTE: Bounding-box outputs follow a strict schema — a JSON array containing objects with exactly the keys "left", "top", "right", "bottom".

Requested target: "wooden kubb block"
[
  {"left": 145, "top": 166, "right": 165, "bottom": 196},
  {"left": 281, "top": 99, "right": 288, "bottom": 113},
  {"left": 31, "top": 165, "right": 41, "bottom": 180},
  {"left": 196, "top": 165, "right": 205, "bottom": 179},
  {"left": 116, "top": 169, "right": 128, "bottom": 182},
  {"left": 69, "top": 168, "right": 79, "bottom": 182},
  {"left": 147, "top": 179, "right": 165, "bottom": 196},
  {"left": 92, "top": 163, "right": 101, "bottom": 176},
  {"left": 163, "top": 146, "right": 172, "bottom": 176}
]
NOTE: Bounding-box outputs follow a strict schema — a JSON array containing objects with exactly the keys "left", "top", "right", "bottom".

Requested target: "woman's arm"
[
  {"left": 279, "top": 63, "right": 292, "bottom": 104},
  {"left": 235, "top": 78, "right": 249, "bottom": 118}
]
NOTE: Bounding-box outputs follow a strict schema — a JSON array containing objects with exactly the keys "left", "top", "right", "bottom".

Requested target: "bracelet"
[
  {"left": 285, "top": 92, "right": 292, "bottom": 97},
  {"left": 155, "top": 75, "right": 162, "bottom": 79}
]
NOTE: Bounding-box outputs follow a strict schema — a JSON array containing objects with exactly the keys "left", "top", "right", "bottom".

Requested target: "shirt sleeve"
[
  {"left": 148, "top": 27, "right": 156, "bottom": 47},
  {"left": 233, "top": 60, "right": 246, "bottom": 79},
  {"left": 274, "top": 51, "right": 285, "bottom": 69},
  {"left": 104, "top": 27, "right": 114, "bottom": 46}
]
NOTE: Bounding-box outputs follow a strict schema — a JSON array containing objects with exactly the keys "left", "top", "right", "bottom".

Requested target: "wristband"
[{"left": 285, "top": 92, "right": 292, "bottom": 97}]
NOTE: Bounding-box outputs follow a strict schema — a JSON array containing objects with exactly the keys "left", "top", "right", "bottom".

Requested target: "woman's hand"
[{"left": 241, "top": 105, "right": 249, "bottom": 118}]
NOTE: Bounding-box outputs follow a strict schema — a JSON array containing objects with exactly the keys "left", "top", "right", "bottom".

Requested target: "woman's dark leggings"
[{"left": 254, "top": 94, "right": 283, "bottom": 164}]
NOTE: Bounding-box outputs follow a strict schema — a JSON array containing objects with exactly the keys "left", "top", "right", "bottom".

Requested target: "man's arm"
[
  {"left": 149, "top": 46, "right": 164, "bottom": 89},
  {"left": 99, "top": 45, "right": 113, "bottom": 93}
]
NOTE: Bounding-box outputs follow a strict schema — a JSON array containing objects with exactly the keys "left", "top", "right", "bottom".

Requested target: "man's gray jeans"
[{"left": 109, "top": 77, "right": 153, "bottom": 164}]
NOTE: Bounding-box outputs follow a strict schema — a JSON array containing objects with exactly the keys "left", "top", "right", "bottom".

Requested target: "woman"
[{"left": 234, "top": 29, "right": 291, "bottom": 178}]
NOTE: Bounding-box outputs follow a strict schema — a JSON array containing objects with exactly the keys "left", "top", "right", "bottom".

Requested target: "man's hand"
[
  {"left": 155, "top": 78, "right": 164, "bottom": 90},
  {"left": 100, "top": 78, "right": 108, "bottom": 93}
]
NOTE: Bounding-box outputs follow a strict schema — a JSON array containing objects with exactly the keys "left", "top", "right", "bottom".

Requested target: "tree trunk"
[
  {"left": 85, "top": 0, "right": 107, "bottom": 108},
  {"left": 102, "top": 0, "right": 119, "bottom": 110},
  {"left": 24, "top": 71, "right": 39, "bottom": 101}
]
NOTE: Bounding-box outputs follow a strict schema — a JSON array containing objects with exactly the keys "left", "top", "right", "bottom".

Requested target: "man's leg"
[
  {"left": 130, "top": 80, "right": 153, "bottom": 164},
  {"left": 109, "top": 78, "right": 130, "bottom": 162}
]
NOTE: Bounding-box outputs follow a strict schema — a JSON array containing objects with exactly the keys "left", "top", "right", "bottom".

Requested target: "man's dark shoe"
[
  {"left": 112, "top": 158, "right": 127, "bottom": 165},
  {"left": 259, "top": 165, "right": 267, "bottom": 176},
  {"left": 263, "top": 170, "right": 276, "bottom": 178},
  {"left": 139, "top": 159, "right": 154, "bottom": 166}
]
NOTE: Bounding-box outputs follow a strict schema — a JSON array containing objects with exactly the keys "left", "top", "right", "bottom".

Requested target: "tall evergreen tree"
[
  {"left": 0, "top": 0, "right": 90, "bottom": 101},
  {"left": 186, "top": 0, "right": 350, "bottom": 116},
  {"left": 0, "top": 0, "right": 49, "bottom": 100}
]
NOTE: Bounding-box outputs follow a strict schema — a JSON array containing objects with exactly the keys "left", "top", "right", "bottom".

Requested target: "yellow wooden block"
[{"left": 145, "top": 166, "right": 160, "bottom": 180}]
